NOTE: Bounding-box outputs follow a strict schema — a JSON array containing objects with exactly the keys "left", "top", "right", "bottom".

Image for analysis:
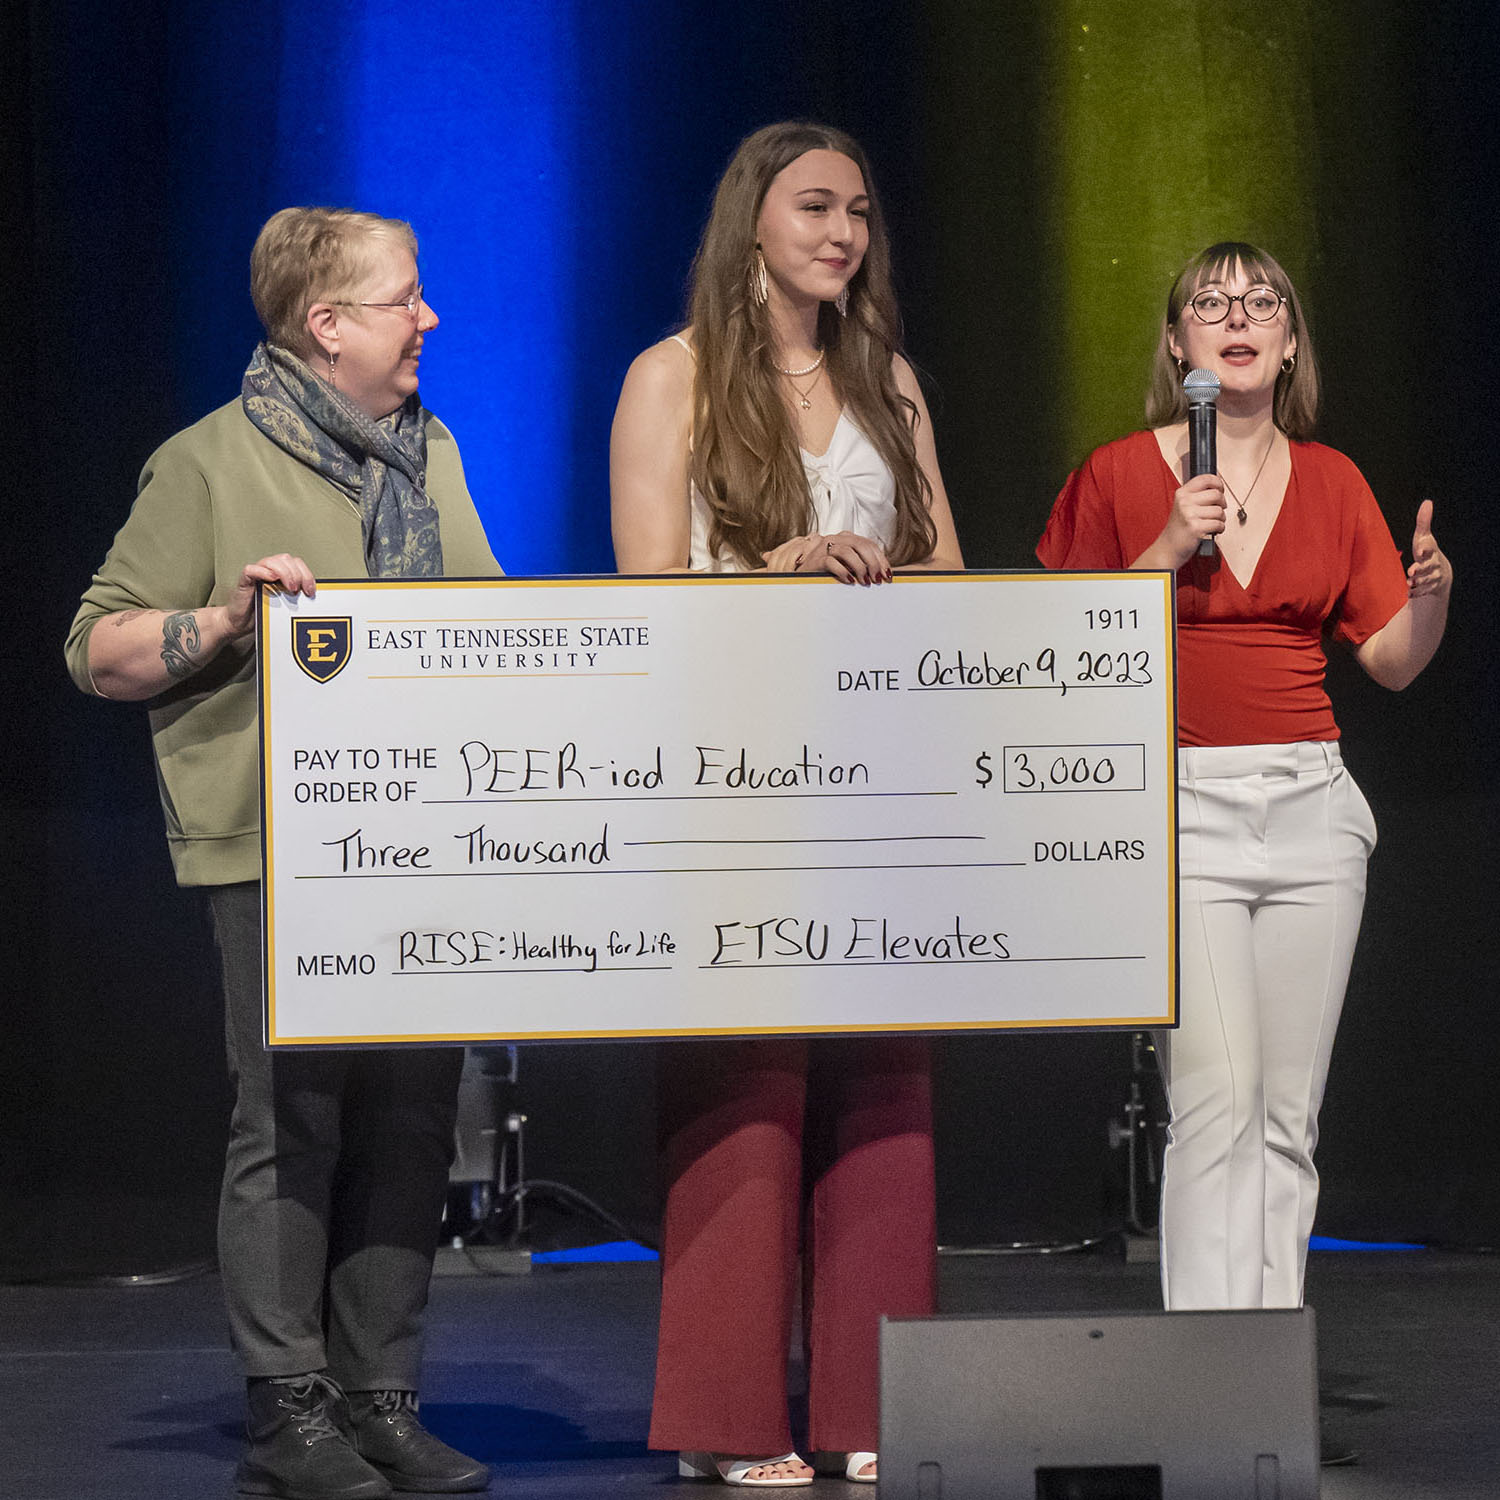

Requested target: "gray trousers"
[{"left": 209, "top": 882, "right": 461, "bottom": 1387}]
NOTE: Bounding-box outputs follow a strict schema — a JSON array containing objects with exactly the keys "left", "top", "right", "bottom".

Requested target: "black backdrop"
[{"left": 3, "top": 1, "right": 1497, "bottom": 1280}]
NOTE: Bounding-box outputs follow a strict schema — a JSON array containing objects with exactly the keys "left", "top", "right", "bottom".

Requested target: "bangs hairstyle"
[
  {"left": 687, "top": 120, "right": 936, "bottom": 569},
  {"left": 250, "top": 207, "right": 418, "bottom": 359},
  {"left": 1146, "top": 241, "right": 1320, "bottom": 441}
]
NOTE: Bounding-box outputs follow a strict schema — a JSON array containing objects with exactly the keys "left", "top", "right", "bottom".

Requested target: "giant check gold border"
[{"left": 258, "top": 571, "right": 1177, "bottom": 1045}]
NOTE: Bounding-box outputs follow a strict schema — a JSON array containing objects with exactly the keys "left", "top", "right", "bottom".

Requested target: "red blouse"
[{"left": 1037, "top": 430, "right": 1409, "bottom": 747}]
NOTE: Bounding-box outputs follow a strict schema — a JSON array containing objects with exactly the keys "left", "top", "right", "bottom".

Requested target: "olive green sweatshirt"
[{"left": 65, "top": 399, "right": 503, "bottom": 886}]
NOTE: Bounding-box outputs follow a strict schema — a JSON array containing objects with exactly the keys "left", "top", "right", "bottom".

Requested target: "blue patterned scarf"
[{"left": 241, "top": 343, "right": 444, "bottom": 578}]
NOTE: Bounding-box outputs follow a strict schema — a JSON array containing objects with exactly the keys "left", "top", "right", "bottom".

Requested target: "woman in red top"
[{"left": 1038, "top": 243, "right": 1452, "bottom": 1310}]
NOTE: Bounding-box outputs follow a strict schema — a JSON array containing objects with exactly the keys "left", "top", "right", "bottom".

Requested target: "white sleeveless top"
[
  {"left": 675, "top": 336, "right": 899, "bottom": 573},
  {"left": 688, "top": 412, "right": 899, "bottom": 572}
]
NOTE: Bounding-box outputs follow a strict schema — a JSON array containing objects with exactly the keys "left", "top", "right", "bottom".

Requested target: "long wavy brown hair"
[
  {"left": 1146, "top": 241, "right": 1321, "bottom": 441},
  {"left": 686, "top": 121, "right": 936, "bottom": 569}
]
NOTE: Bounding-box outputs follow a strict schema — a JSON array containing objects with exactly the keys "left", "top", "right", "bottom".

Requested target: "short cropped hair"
[{"left": 250, "top": 207, "right": 418, "bottom": 357}]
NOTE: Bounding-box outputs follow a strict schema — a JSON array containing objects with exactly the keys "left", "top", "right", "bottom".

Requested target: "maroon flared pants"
[{"left": 648, "top": 1036, "right": 936, "bottom": 1456}]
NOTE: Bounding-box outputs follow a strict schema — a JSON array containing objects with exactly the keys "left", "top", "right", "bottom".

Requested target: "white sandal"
[
  {"left": 678, "top": 1451, "right": 814, "bottom": 1487},
  {"left": 814, "top": 1450, "right": 878, "bottom": 1483}
]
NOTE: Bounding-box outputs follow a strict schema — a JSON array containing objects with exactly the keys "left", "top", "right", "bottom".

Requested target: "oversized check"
[{"left": 258, "top": 573, "right": 1177, "bottom": 1045}]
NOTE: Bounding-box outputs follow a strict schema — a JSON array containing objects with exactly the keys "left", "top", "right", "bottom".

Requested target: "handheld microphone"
[{"left": 1183, "top": 367, "right": 1220, "bottom": 556}]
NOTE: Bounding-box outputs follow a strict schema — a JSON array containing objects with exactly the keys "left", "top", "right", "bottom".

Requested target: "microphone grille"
[{"left": 1183, "top": 367, "right": 1220, "bottom": 405}]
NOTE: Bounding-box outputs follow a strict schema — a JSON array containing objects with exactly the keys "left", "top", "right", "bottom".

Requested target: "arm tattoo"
[
  {"left": 109, "top": 609, "right": 147, "bottom": 627},
  {"left": 160, "top": 611, "right": 203, "bottom": 680}
]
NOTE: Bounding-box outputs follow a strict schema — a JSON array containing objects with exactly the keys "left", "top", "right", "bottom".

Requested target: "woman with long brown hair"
[{"left": 611, "top": 121, "right": 961, "bottom": 1486}]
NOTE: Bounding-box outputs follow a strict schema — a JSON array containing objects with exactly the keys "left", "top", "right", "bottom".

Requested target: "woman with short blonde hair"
[
  {"left": 67, "top": 205, "right": 496, "bottom": 1499},
  {"left": 250, "top": 206, "right": 418, "bottom": 359}
]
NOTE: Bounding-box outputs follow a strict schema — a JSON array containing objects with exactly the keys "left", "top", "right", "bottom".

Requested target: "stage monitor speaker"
[{"left": 880, "top": 1307, "right": 1318, "bottom": 1499}]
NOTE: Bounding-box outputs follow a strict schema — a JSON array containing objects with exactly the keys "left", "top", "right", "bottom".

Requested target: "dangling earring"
[
  {"left": 328, "top": 350, "right": 339, "bottom": 384},
  {"left": 1281, "top": 353, "right": 1296, "bottom": 374},
  {"left": 1176, "top": 357, "right": 1189, "bottom": 377},
  {"left": 749, "top": 248, "right": 769, "bottom": 308},
  {"left": 835, "top": 285, "right": 850, "bottom": 318}
]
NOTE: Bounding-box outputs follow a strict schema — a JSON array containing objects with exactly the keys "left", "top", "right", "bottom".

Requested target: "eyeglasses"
[
  {"left": 333, "top": 286, "right": 425, "bottom": 318},
  {"left": 1187, "top": 286, "right": 1285, "bottom": 324}
]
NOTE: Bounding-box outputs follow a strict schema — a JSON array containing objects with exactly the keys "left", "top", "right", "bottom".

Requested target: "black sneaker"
[
  {"left": 345, "top": 1390, "right": 489, "bottom": 1493},
  {"left": 238, "top": 1373, "right": 393, "bottom": 1499}
]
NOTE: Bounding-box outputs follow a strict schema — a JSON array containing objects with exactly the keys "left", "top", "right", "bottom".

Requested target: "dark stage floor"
[{"left": 2, "top": 1246, "right": 1496, "bottom": 1498}]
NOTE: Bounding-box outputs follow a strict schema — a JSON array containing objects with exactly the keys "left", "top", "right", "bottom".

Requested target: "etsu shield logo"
[{"left": 292, "top": 618, "right": 353, "bottom": 683}]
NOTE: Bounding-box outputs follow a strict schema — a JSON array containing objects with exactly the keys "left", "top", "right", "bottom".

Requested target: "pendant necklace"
[
  {"left": 774, "top": 348, "right": 826, "bottom": 410},
  {"left": 1222, "top": 432, "right": 1277, "bottom": 525},
  {"left": 784, "top": 365, "right": 824, "bottom": 410}
]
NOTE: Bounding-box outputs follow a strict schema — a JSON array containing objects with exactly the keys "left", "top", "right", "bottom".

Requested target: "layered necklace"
[
  {"left": 1222, "top": 430, "right": 1278, "bottom": 525},
  {"left": 773, "top": 348, "right": 826, "bottom": 410}
]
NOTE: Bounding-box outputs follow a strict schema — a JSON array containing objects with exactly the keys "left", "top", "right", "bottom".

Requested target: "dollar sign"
[{"left": 974, "top": 750, "right": 993, "bottom": 788}]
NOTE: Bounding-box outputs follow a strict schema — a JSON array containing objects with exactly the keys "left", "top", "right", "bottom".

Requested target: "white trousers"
[{"left": 1157, "top": 741, "right": 1376, "bottom": 1310}]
